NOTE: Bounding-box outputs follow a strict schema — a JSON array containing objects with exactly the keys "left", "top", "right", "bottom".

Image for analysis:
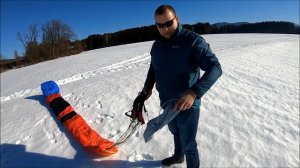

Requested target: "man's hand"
[
  {"left": 129, "top": 92, "right": 148, "bottom": 124},
  {"left": 173, "top": 89, "right": 197, "bottom": 111}
]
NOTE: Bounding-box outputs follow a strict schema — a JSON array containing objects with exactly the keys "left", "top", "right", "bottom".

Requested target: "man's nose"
[{"left": 163, "top": 27, "right": 169, "bottom": 31}]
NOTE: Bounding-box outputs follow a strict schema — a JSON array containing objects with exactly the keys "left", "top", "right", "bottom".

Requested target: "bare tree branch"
[{"left": 17, "top": 24, "right": 39, "bottom": 50}]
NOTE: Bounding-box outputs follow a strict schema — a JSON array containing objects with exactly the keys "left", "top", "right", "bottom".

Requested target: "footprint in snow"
[
  {"left": 46, "top": 132, "right": 57, "bottom": 144},
  {"left": 46, "top": 130, "right": 62, "bottom": 144},
  {"left": 80, "top": 102, "right": 90, "bottom": 109},
  {"left": 96, "top": 114, "right": 115, "bottom": 124},
  {"left": 15, "top": 135, "right": 32, "bottom": 145},
  {"left": 98, "top": 114, "right": 114, "bottom": 120},
  {"left": 107, "top": 130, "right": 120, "bottom": 139},
  {"left": 127, "top": 153, "right": 154, "bottom": 162},
  {"left": 92, "top": 114, "right": 114, "bottom": 124},
  {"left": 96, "top": 101, "right": 102, "bottom": 108},
  {"left": 128, "top": 153, "right": 144, "bottom": 162},
  {"left": 134, "top": 130, "right": 141, "bottom": 137},
  {"left": 142, "top": 153, "right": 154, "bottom": 160}
]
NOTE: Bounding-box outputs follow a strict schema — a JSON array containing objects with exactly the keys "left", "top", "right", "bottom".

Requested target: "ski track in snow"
[
  {"left": 0, "top": 39, "right": 281, "bottom": 103},
  {"left": 0, "top": 53, "right": 150, "bottom": 103}
]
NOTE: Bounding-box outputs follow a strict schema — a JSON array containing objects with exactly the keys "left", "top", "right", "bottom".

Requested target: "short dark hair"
[{"left": 154, "top": 5, "right": 176, "bottom": 17}]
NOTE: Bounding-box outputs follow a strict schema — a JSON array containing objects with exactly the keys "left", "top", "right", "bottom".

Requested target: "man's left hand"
[{"left": 173, "top": 89, "right": 197, "bottom": 111}]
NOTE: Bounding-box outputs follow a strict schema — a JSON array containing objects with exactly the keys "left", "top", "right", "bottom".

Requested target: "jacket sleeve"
[
  {"left": 191, "top": 36, "right": 222, "bottom": 98},
  {"left": 144, "top": 62, "right": 156, "bottom": 91}
]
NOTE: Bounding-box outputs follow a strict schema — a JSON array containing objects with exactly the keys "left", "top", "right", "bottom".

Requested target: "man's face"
[{"left": 155, "top": 9, "right": 179, "bottom": 39}]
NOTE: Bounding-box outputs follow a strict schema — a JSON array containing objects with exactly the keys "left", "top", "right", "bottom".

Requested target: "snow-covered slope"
[{"left": 1, "top": 34, "right": 299, "bottom": 167}]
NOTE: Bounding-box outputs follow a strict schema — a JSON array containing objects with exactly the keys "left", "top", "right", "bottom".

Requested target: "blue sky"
[{"left": 1, "top": 0, "right": 299, "bottom": 59}]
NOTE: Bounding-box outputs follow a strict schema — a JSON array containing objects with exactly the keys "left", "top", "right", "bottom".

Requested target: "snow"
[{"left": 1, "top": 34, "right": 299, "bottom": 167}]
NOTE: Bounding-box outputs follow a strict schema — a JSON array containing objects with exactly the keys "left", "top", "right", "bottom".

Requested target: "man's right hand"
[
  {"left": 128, "top": 91, "right": 148, "bottom": 124},
  {"left": 127, "top": 87, "right": 152, "bottom": 122}
]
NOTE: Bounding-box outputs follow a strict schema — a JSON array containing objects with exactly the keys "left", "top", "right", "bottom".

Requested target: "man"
[{"left": 133, "top": 4, "right": 222, "bottom": 168}]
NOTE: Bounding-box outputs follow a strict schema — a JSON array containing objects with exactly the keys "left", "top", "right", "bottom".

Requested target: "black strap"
[
  {"left": 49, "top": 97, "right": 70, "bottom": 116},
  {"left": 60, "top": 111, "right": 77, "bottom": 123}
]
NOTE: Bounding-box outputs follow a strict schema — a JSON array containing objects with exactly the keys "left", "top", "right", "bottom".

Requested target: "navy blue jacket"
[{"left": 145, "top": 24, "right": 222, "bottom": 108}]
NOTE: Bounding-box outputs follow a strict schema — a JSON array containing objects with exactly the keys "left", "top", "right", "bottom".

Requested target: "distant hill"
[{"left": 213, "top": 22, "right": 249, "bottom": 28}]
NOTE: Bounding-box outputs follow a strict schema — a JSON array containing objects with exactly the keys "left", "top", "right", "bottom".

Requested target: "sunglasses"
[{"left": 155, "top": 16, "right": 176, "bottom": 28}]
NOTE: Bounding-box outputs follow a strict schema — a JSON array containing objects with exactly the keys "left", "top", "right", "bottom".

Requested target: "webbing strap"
[{"left": 110, "top": 119, "right": 142, "bottom": 147}]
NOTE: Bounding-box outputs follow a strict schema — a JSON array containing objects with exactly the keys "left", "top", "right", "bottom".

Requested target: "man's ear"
[{"left": 176, "top": 16, "right": 180, "bottom": 23}]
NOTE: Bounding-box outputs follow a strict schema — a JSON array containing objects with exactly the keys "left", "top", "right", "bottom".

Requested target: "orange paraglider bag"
[{"left": 41, "top": 81, "right": 118, "bottom": 156}]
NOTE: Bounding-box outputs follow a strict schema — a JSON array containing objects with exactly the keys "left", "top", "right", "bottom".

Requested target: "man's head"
[{"left": 154, "top": 5, "right": 179, "bottom": 39}]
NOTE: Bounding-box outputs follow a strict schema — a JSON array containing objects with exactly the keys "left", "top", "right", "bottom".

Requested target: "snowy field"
[{"left": 1, "top": 34, "right": 299, "bottom": 167}]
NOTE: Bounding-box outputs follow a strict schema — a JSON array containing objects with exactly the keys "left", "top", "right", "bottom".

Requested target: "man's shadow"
[{"left": 19, "top": 95, "right": 161, "bottom": 167}]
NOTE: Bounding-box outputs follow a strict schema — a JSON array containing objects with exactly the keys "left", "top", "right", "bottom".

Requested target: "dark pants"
[{"left": 168, "top": 107, "right": 200, "bottom": 168}]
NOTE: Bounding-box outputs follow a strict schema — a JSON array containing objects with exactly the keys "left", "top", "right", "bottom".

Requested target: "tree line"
[
  {"left": 84, "top": 21, "right": 299, "bottom": 50},
  {"left": 0, "top": 20, "right": 299, "bottom": 72}
]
